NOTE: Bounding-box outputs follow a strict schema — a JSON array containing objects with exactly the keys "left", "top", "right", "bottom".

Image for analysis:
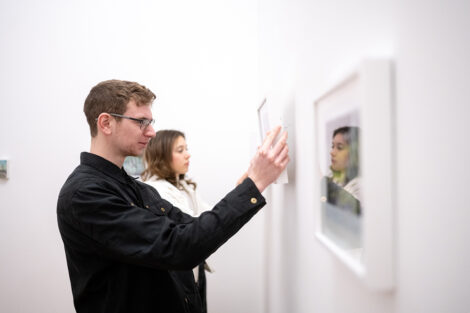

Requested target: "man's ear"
[{"left": 96, "top": 113, "right": 113, "bottom": 135}]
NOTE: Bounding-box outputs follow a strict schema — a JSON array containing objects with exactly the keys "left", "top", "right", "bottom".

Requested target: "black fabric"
[
  {"left": 197, "top": 263, "right": 207, "bottom": 313},
  {"left": 57, "top": 152, "right": 265, "bottom": 313}
]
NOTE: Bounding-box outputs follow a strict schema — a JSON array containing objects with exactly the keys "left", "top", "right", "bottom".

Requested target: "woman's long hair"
[{"left": 141, "top": 130, "right": 196, "bottom": 188}]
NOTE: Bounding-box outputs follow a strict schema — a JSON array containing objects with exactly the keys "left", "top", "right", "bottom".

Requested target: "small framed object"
[
  {"left": 0, "top": 159, "right": 9, "bottom": 179},
  {"left": 257, "top": 98, "right": 288, "bottom": 184},
  {"left": 257, "top": 98, "right": 270, "bottom": 140},
  {"left": 123, "top": 156, "right": 145, "bottom": 178},
  {"left": 313, "top": 59, "right": 394, "bottom": 290}
]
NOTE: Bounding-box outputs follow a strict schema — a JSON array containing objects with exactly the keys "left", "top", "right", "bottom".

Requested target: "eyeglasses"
[{"left": 108, "top": 113, "right": 155, "bottom": 130}]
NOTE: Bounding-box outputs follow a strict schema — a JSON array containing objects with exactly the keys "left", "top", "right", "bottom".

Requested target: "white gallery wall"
[
  {"left": 2, "top": 0, "right": 470, "bottom": 312},
  {"left": 0, "top": 1, "right": 263, "bottom": 312},
  {"left": 259, "top": 0, "right": 470, "bottom": 313}
]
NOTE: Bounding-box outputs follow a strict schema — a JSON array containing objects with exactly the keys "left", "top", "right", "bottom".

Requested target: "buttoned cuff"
[{"left": 238, "top": 177, "right": 266, "bottom": 208}]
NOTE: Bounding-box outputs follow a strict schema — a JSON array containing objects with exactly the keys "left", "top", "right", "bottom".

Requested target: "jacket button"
[
  {"left": 130, "top": 202, "right": 135, "bottom": 206},
  {"left": 161, "top": 207, "right": 166, "bottom": 212},
  {"left": 185, "top": 297, "right": 188, "bottom": 303},
  {"left": 250, "top": 198, "right": 257, "bottom": 204},
  {"left": 145, "top": 205, "right": 149, "bottom": 208}
]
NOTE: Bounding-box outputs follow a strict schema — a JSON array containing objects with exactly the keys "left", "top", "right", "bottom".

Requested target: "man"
[{"left": 57, "top": 79, "right": 289, "bottom": 313}]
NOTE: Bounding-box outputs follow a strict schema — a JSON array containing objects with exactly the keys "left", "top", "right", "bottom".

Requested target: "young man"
[{"left": 57, "top": 79, "right": 289, "bottom": 313}]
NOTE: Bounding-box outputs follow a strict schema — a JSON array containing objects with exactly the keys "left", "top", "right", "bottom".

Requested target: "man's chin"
[
  {"left": 127, "top": 151, "right": 144, "bottom": 158},
  {"left": 136, "top": 147, "right": 147, "bottom": 156}
]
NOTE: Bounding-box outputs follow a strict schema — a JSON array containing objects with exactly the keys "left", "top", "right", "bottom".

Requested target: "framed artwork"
[
  {"left": 123, "top": 156, "right": 145, "bottom": 178},
  {"left": 257, "top": 98, "right": 288, "bottom": 184},
  {"left": 257, "top": 98, "right": 271, "bottom": 140},
  {"left": 0, "top": 159, "right": 9, "bottom": 179},
  {"left": 314, "top": 59, "right": 394, "bottom": 290}
]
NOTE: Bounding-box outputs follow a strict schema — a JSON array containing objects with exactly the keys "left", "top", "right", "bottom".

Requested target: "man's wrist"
[{"left": 247, "top": 175, "right": 266, "bottom": 193}]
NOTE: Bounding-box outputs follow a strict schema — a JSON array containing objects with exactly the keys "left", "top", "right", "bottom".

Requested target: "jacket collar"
[{"left": 80, "top": 152, "right": 131, "bottom": 184}]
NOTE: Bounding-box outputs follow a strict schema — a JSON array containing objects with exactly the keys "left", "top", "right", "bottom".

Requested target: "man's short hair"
[{"left": 84, "top": 79, "right": 156, "bottom": 137}]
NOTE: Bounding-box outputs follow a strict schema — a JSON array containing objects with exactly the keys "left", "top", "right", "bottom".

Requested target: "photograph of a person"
[
  {"left": 315, "top": 75, "right": 363, "bottom": 254},
  {"left": 317, "top": 109, "right": 362, "bottom": 251},
  {"left": 0, "top": 160, "right": 7, "bottom": 179},
  {"left": 322, "top": 125, "right": 361, "bottom": 216}
]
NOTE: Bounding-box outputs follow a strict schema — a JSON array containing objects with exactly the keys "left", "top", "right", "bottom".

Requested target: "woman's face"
[
  {"left": 330, "top": 133, "right": 349, "bottom": 172},
  {"left": 170, "top": 136, "right": 191, "bottom": 176}
]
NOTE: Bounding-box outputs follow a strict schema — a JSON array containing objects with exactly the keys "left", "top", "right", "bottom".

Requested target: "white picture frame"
[
  {"left": 257, "top": 98, "right": 271, "bottom": 140},
  {"left": 313, "top": 59, "right": 394, "bottom": 290},
  {"left": 257, "top": 98, "right": 289, "bottom": 184}
]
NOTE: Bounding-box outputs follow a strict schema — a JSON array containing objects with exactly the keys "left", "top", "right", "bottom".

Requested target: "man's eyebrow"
[{"left": 135, "top": 116, "right": 153, "bottom": 120}]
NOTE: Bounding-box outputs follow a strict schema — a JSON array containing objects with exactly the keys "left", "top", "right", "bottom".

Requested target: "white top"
[
  {"left": 141, "top": 176, "right": 212, "bottom": 282},
  {"left": 142, "top": 177, "right": 212, "bottom": 216},
  {"left": 343, "top": 177, "right": 361, "bottom": 203},
  {"left": 329, "top": 174, "right": 362, "bottom": 203}
]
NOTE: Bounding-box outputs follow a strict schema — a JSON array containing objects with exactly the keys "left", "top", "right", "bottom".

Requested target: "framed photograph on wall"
[
  {"left": 0, "top": 159, "right": 9, "bottom": 179},
  {"left": 257, "top": 98, "right": 288, "bottom": 184},
  {"left": 314, "top": 59, "right": 394, "bottom": 290},
  {"left": 123, "top": 156, "right": 145, "bottom": 178},
  {"left": 257, "top": 98, "right": 271, "bottom": 140}
]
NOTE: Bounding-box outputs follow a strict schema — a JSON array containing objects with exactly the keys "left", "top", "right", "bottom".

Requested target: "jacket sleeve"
[{"left": 59, "top": 177, "right": 265, "bottom": 271}]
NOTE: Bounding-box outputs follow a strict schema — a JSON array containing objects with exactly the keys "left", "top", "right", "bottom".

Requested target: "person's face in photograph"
[
  {"left": 171, "top": 136, "right": 191, "bottom": 176},
  {"left": 330, "top": 133, "right": 349, "bottom": 172}
]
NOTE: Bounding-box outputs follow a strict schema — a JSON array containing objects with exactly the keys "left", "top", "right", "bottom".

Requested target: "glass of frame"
[{"left": 314, "top": 59, "right": 394, "bottom": 290}]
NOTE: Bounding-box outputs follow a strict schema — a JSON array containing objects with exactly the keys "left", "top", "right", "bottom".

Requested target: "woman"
[
  {"left": 324, "top": 126, "right": 361, "bottom": 215},
  {"left": 141, "top": 129, "right": 212, "bottom": 312}
]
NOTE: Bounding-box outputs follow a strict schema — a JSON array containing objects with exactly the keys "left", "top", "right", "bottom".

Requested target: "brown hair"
[
  {"left": 141, "top": 130, "right": 196, "bottom": 188},
  {"left": 84, "top": 79, "right": 156, "bottom": 137},
  {"left": 332, "top": 126, "right": 360, "bottom": 183}
]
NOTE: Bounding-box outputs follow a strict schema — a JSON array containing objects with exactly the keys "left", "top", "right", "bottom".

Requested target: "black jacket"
[{"left": 57, "top": 152, "right": 265, "bottom": 313}]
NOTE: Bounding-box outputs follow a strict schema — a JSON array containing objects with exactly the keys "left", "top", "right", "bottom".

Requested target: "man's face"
[{"left": 112, "top": 100, "right": 156, "bottom": 158}]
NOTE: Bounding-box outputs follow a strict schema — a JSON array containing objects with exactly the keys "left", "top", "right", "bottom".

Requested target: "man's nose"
[{"left": 145, "top": 125, "right": 156, "bottom": 137}]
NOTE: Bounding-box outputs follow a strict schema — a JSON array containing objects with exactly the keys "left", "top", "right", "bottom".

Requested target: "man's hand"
[{"left": 245, "top": 126, "right": 289, "bottom": 192}]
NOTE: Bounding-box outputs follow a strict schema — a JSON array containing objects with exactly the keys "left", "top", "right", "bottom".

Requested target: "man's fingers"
[
  {"left": 270, "top": 131, "right": 287, "bottom": 157},
  {"left": 260, "top": 125, "right": 282, "bottom": 152},
  {"left": 275, "top": 145, "right": 289, "bottom": 166},
  {"left": 279, "top": 155, "right": 290, "bottom": 168}
]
